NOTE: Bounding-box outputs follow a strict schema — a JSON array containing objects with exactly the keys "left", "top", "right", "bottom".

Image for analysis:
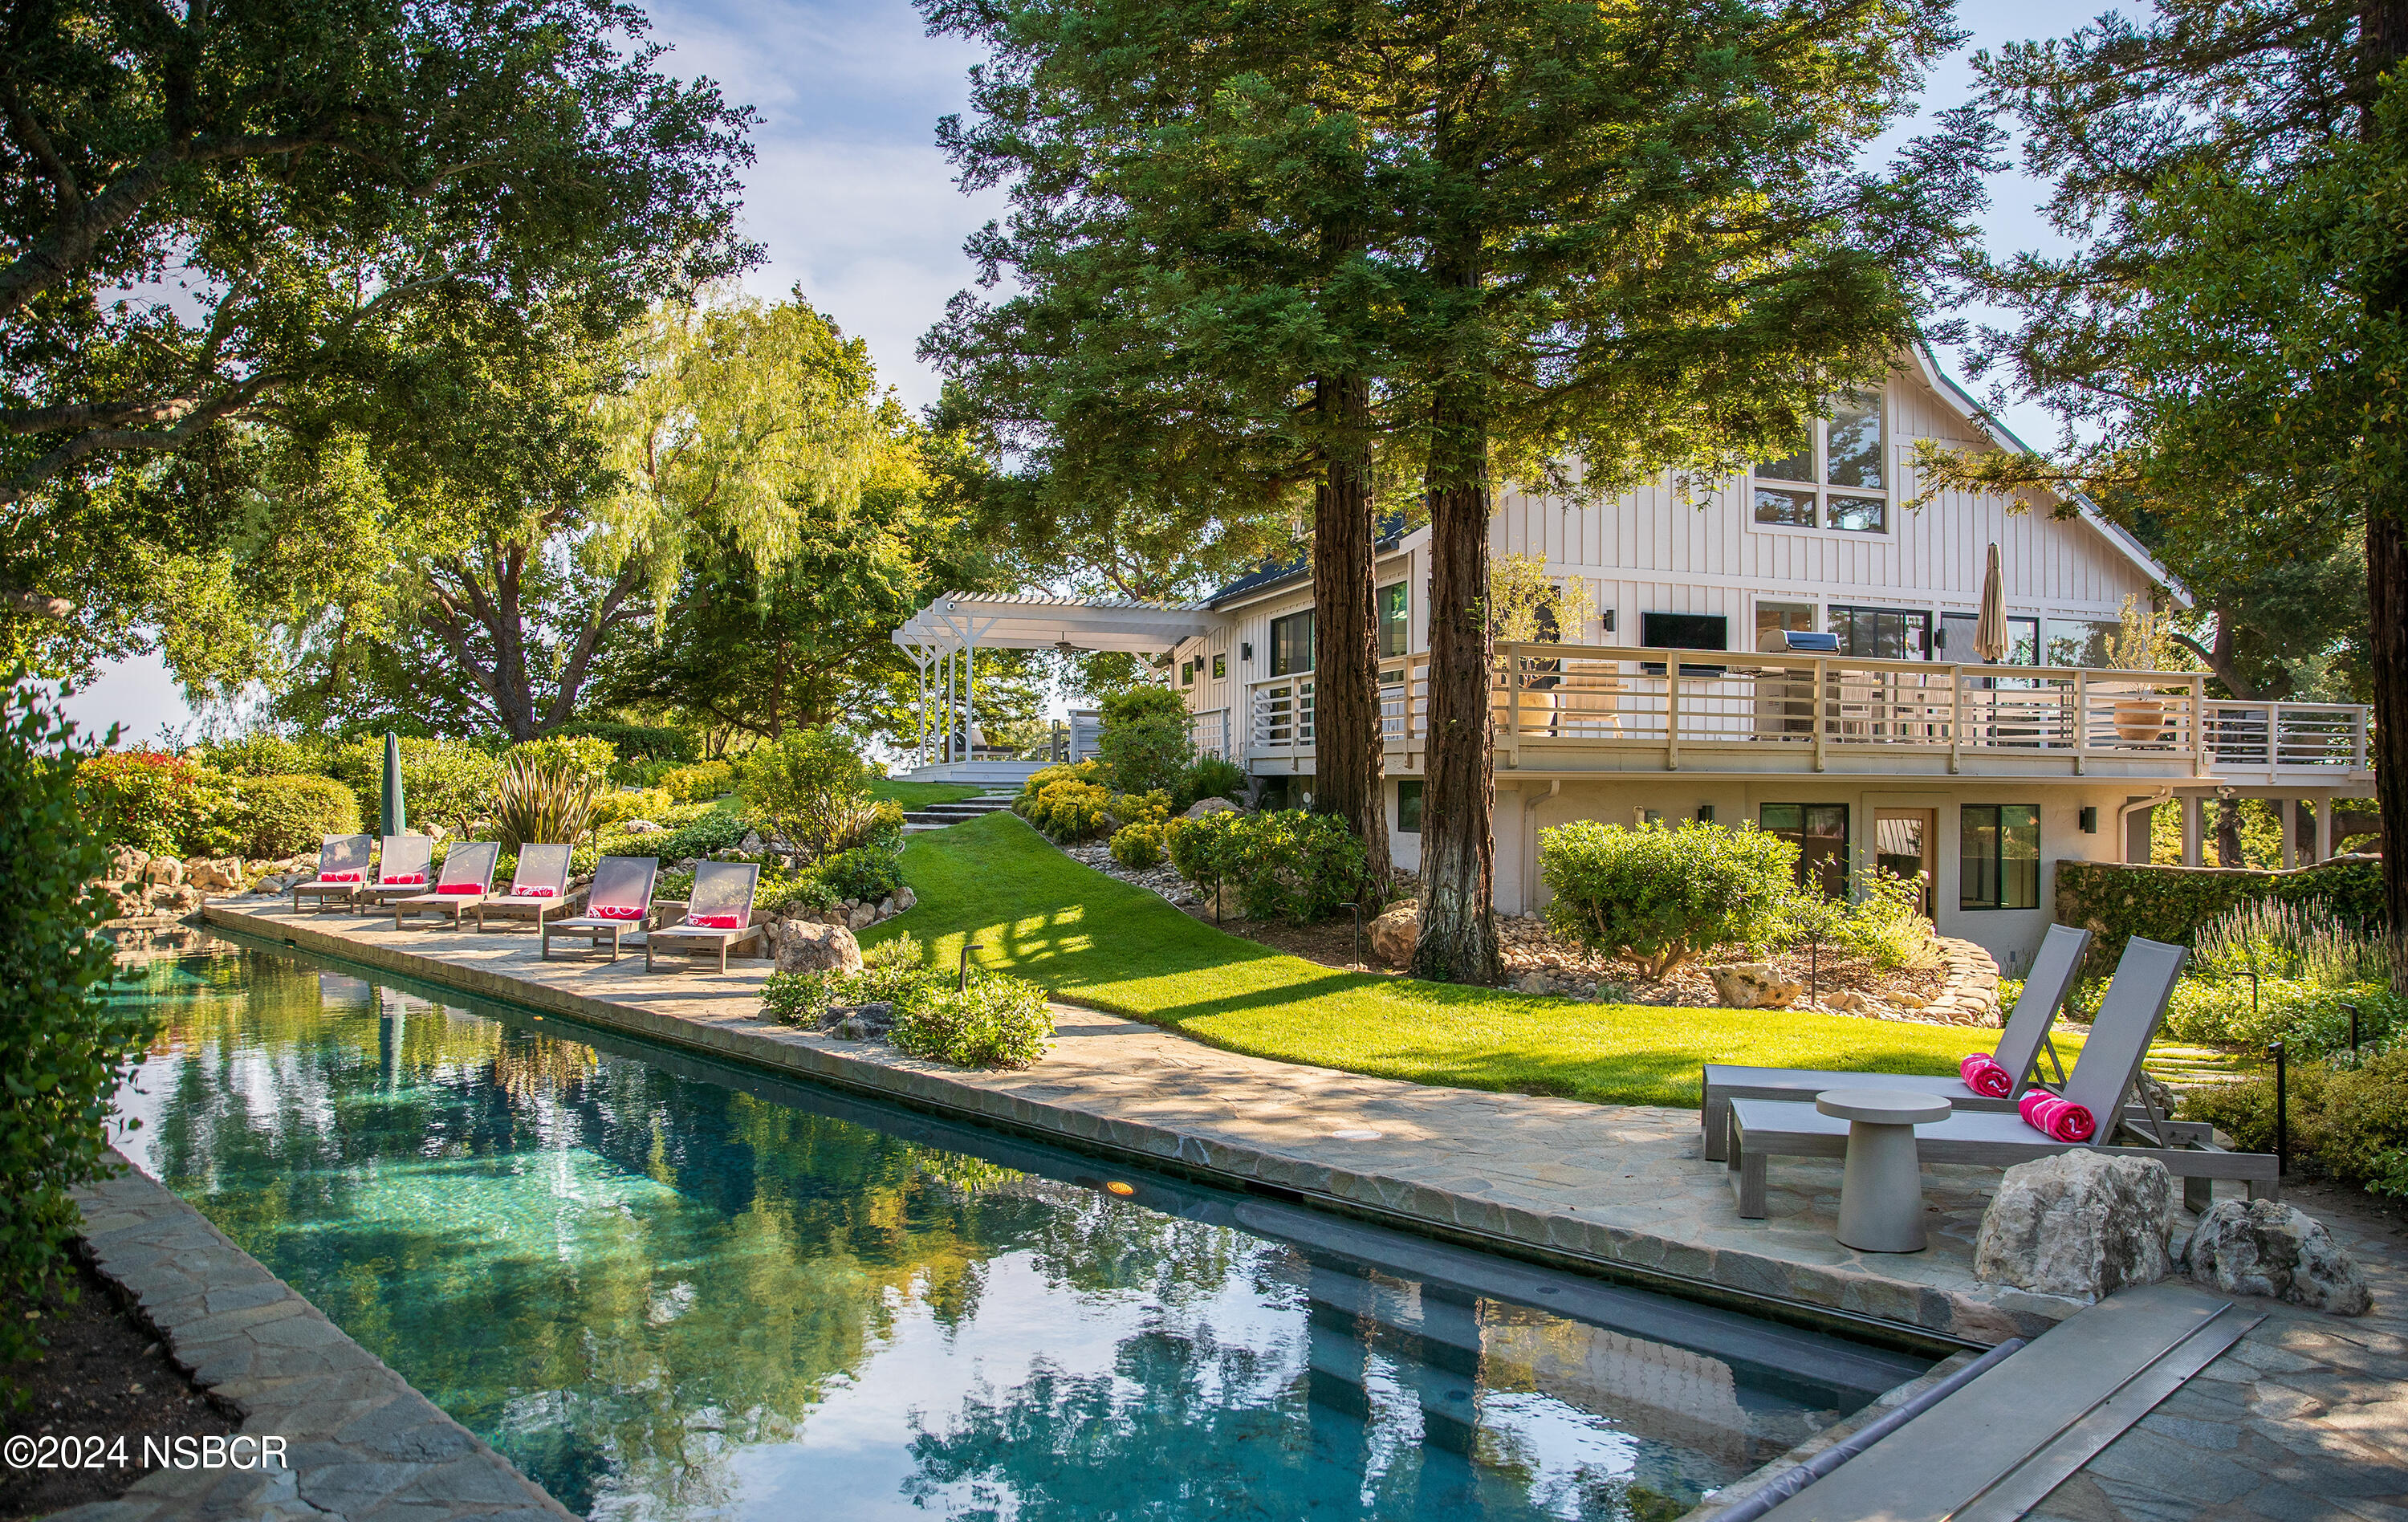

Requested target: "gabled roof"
[
  {"left": 1910, "top": 346, "right": 2191, "bottom": 610},
  {"left": 891, "top": 592, "right": 1214, "bottom": 655}
]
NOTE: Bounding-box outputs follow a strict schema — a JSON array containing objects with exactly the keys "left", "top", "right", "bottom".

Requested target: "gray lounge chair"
[
  {"left": 350, "top": 835, "right": 436, "bottom": 909},
  {"left": 291, "top": 834, "right": 374, "bottom": 914},
  {"left": 541, "top": 856, "right": 659, "bottom": 962},
  {"left": 1699, "top": 922, "right": 2093, "bottom": 1162},
  {"left": 391, "top": 842, "right": 502, "bottom": 930},
  {"left": 1727, "top": 936, "right": 2277, "bottom": 1219},
  {"left": 645, "top": 861, "right": 764, "bottom": 974},
  {"left": 475, "top": 844, "right": 576, "bottom": 932}
]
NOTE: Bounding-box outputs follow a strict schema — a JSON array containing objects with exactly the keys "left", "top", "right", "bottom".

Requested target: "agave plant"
[{"left": 490, "top": 753, "right": 604, "bottom": 852}]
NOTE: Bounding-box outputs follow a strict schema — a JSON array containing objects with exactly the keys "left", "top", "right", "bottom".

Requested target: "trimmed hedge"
[
  {"left": 234, "top": 775, "right": 361, "bottom": 858},
  {"left": 2054, "top": 857, "right": 2387, "bottom": 982}
]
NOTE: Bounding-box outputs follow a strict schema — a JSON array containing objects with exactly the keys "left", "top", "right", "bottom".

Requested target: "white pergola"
[{"left": 891, "top": 592, "right": 1216, "bottom": 765}]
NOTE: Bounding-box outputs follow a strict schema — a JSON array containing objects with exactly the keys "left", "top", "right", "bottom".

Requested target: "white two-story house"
[{"left": 893, "top": 351, "right": 2373, "bottom": 972}]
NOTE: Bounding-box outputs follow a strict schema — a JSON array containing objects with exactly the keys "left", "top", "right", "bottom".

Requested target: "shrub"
[
  {"left": 590, "top": 786, "right": 674, "bottom": 832},
  {"left": 1165, "top": 808, "right": 1366, "bottom": 925},
  {"left": 2180, "top": 1050, "right": 2408, "bottom": 1195},
  {"left": 504, "top": 734, "right": 615, "bottom": 787},
  {"left": 738, "top": 727, "right": 873, "bottom": 861},
  {"left": 232, "top": 774, "right": 361, "bottom": 858},
  {"left": 1022, "top": 779, "right": 1116, "bottom": 842},
  {"left": 75, "top": 751, "right": 226, "bottom": 855},
  {"left": 892, "top": 972, "right": 1055, "bottom": 1068},
  {"left": 1108, "top": 789, "right": 1173, "bottom": 828},
  {"left": 820, "top": 845, "right": 903, "bottom": 903},
  {"left": 1096, "top": 685, "right": 1195, "bottom": 795},
  {"left": 552, "top": 720, "right": 700, "bottom": 774},
  {"left": 1804, "top": 866, "right": 1939, "bottom": 971},
  {"left": 1178, "top": 755, "right": 1251, "bottom": 809},
  {"left": 2, "top": 690, "right": 156, "bottom": 1400},
  {"left": 1110, "top": 820, "right": 1167, "bottom": 869},
  {"left": 2054, "top": 857, "right": 2386, "bottom": 984},
  {"left": 330, "top": 736, "right": 505, "bottom": 833},
  {"left": 2162, "top": 976, "right": 2402, "bottom": 1054},
  {"left": 1014, "top": 759, "right": 1104, "bottom": 809},
  {"left": 646, "top": 811, "right": 754, "bottom": 862},
  {"left": 200, "top": 730, "right": 325, "bottom": 777},
  {"left": 838, "top": 799, "right": 909, "bottom": 857},
  {"left": 1540, "top": 820, "right": 1799, "bottom": 978},
  {"left": 490, "top": 751, "right": 605, "bottom": 850},
  {"left": 761, "top": 872, "right": 841, "bottom": 916},
  {"left": 660, "top": 759, "right": 736, "bottom": 803}
]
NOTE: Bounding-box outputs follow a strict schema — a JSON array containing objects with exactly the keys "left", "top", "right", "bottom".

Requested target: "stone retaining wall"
[
  {"left": 1929, "top": 937, "right": 2004, "bottom": 1027},
  {"left": 56, "top": 1158, "right": 570, "bottom": 1522}
]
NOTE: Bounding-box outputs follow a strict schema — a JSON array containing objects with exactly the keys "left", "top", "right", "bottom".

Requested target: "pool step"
[{"left": 1743, "top": 1281, "right": 2260, "bottom": 1521}]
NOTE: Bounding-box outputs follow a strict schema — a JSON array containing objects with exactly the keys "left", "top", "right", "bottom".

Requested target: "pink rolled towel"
[
  {"left": 2020, "top": 1090, "right": 2096, "bottom": 1143},
  {"left": 1959, "top": 1053, "right": 2013, "bottom": 1098},
  {"left": 589, "top": 905, "right": 644, "bottom": 921},
  {"left": 687, "top": 914, "right": 743, "bottom": 929}
]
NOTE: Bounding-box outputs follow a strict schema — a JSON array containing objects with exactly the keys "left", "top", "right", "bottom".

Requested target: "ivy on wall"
[{"left": 2054, "top": 857, "right": 2387, "bottom": 982}]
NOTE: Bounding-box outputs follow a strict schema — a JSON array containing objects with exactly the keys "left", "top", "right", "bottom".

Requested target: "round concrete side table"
[{"left": 1816, "top": 1089, "right": 1953, "bottom": 1252}]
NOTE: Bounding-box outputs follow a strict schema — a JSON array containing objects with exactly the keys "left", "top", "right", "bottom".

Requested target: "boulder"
[
  {"left": 1184, "top": 796, "right": 1239, "bottom": 820},
  {"left": 1515, "top": 971, "right": 1556, "bottom": 996},
  {"left": 740, "top": 832, "right": 764, "bottom": 853},
  {"left": 2183, "top": 1199, "right": 2372, "bottom": 1316},
  {"left": 1889, "top": 991, "right": 1930, "bottom": 1010},
  {"left": 774, "top": 921, "right": 863, "bottom": 975},
  {"left": 145, "top": 884, "right": 206, "bottom": 915},
  {"left": 893, "top": 886, "right": 917, "bottom": 913},
  {"left": 622, "top": 819, "right": 665, "bottom": 834},
  {"left": 1974, "top": 1151, "right": 2174, "bottom": 1300},
  {"left": 185, "top": 857, "right": 244, "bottom": 893},
  {"left": 108, "top": 845, "right": 150, "bottom": 882},
  {"left": 1706, "top": 962, "right": 1803, "bottom": 1010},
  {"left": 847, "top": 902, "right": 878, "bottom": 930},
  {"left": 141, "top": 855, "right": 185, "bottom": 888},
  {"left": 1824, "top": 989, "right": 1872, "bottom": 1013},
  {"left": 105, "top": 886, "right": 148, "bottom": 919},
  {"left": 1367, "top": 904, "right": 1418, "bottom": 967}
]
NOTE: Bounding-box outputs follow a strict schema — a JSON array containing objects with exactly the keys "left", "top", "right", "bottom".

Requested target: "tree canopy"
[{"left": 0, "top": 0, "right": 758, "bottom": 661}]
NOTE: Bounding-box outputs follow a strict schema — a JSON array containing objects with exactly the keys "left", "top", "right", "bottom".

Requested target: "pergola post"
[
  {"left": 2313, "top": 798, "right": 2333, "bottom": 863},
  {"left": 914, "top": 647, "right": 929, "bottom": 766},
  {"left": 2181, "top": 794, "right": 2204, "bottom": 868},
  {"left": 965, "top": 631, "right": 977, "bottom": 757}
]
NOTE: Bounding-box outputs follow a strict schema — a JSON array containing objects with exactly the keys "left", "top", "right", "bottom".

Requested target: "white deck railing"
[{"left": 1243, "top": 645, "right": 2372, "bottom": 779}]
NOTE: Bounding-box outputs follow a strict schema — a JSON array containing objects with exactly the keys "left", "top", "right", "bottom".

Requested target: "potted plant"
[{"left": 2100, "top": 596, "right": 2192, "bottom": 743}]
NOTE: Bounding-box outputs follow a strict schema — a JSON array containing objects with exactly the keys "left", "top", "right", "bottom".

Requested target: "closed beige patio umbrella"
[{"left": 1974, "top": 542, "right": 2008, "bottom": 663}]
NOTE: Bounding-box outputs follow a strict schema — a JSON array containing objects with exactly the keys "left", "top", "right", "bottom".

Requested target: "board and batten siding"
[{"left": 1485, "top": 367, "right": 2157, "bottom": 637}]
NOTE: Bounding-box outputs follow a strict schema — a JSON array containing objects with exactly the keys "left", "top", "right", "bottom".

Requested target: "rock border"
[
  {"left": 1927, "top": 936, "right": 2004, "bottom": 1027},
  {"left": 54, "top": 1156, "right": 571, "bottom": 1522}
]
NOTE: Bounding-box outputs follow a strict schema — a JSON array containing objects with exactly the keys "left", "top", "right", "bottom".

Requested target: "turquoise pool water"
[{"left": 112, "top": 942, "right": 1927, "bottom": 1520}]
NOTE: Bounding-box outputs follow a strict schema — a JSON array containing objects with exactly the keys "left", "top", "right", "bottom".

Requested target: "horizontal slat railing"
[{"left": 1239, "top": 645, "right": 2368, "bottom": 776}]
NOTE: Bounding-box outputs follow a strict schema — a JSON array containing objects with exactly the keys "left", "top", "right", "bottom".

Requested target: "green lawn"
[
  {"left": 868, "top": 812, "right": 2068, "bottom": 1109},
  {"left": 870, "top": 779, "right": 990, "bottom": 808}
]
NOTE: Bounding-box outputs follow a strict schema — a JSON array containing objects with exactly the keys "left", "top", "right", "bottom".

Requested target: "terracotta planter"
[{"left": 2113, "top": 699, "right": 2169, "bottom": 743}]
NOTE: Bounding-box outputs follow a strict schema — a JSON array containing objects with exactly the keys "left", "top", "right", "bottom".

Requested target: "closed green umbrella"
[{"left": 380, "top": 731, "right": 406, "bottom": 836}]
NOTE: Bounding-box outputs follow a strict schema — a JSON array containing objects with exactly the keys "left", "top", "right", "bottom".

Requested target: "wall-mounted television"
[{"left": 1640, "top": 612, "right": 1728, "bottom": 676}]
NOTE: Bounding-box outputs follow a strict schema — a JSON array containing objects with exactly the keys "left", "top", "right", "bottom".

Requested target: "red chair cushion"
[
  {"left": 436, "top": 884, "right": 482, "bottom": 895},
  {"left": 381, "top": 873, "right": 425, "bottom": 886},
  {"left": 589, "top": 905, "right": 644, "bottom": 921},
  {"left": 687, "top": 914, "right": 744, "bottom": 929},
  {"left": 321, "top": 871, "right": 362, "bottom": 883}
]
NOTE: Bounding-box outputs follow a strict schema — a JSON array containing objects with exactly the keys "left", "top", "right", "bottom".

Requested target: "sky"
[{"left": 60, "top": 0, "right": 2120, "bottom": 746}]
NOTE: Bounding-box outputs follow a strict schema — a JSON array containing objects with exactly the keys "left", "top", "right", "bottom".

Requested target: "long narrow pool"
[{"left": 111, "top": 938, "right": 1930, "bottom": 1520}]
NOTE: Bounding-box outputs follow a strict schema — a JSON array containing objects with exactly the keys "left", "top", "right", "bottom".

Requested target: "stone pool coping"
[
  {"left": 201, "top": 901, "right": 2131, "bottom": 1349},
  {"left": 56, "top": 1154, "right": 571, "bottom": 1522}
]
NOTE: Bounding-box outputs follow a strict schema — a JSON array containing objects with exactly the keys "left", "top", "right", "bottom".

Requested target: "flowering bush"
[
  {"left": 659, "top": 759, "right": 735, "bottom": 803},
  {"left": 1110, "top": 820, "right": 1167, "bottom": 869},
  {"left": 75, "top": 751, "right": 238, "bottom": 856}
]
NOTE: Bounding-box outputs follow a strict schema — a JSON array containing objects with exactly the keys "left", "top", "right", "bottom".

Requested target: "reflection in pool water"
[{"left": 112, "top": 943, "right": 1927, "bottom": 1520}]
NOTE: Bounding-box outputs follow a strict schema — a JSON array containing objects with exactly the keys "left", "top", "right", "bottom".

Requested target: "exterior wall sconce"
[
  {"left": 1696, "top": 804, "right": 1714, "bottom": 823},
  {"left": 2079, "top": 807, "right": 2098, "bottom": 834},
  {"left": 1241, "top": 642, "right": 1253, "bottom": 661},
  {"left": 1601, "top": 609, "right": 1616, "bottom": 633}
]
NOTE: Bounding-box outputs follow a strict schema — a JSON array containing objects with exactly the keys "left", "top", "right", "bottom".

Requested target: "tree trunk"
[
  {"left": 2363, "top": 0, "right": 2408, "bottom": 987},
  {"left": 1310, "top": 370, "right": 1393, "bottom": 896},
  {"left": 1412, "top": 235, "right": 1501, "bottom": 983},
  {"left": 2215, "top": 797, "right": 2243, "bottom": 868}
]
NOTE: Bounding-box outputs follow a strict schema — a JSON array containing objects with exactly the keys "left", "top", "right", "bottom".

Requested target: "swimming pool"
[{"left": 111, "top": 939, "right": 1929, "bottom": 1520}]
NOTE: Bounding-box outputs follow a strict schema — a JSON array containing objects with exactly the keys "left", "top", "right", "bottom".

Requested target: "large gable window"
[{"left": 1751, "top": 390, "right": 1889, "bottom": 534}]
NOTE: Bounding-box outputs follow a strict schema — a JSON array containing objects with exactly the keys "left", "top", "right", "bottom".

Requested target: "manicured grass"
[
  {"left": 868, "top": 812, "right": 2079, "bottom": 1109},
  {"left": 870, "top": 779, "right": 989, "bottom": 807}
]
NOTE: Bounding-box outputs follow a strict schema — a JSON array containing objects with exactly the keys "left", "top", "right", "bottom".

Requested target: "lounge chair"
[
  {"left": 475, "top": 844, "right": 576, "bottom": 932},
  {"left": 290, "top": 835, "right": 375, "bottom": 914},
  {"left": 645, "top": 861, "right": 764, "bottom": 974},
  {"left": 1699, "top": 922, "right": 2093, "bottom": 1162},
  {"left": 348, "top": 835, "right": 436, "bottom": 910},
  {"left": 390, "top": 841, "right": 501, "bottom": 930},
  {"left": 540, "top": 856, "right": 659, "bottom": 962},
  {"left": 1726, "top": 936, "right": 2277, "bottom": 1219}
]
